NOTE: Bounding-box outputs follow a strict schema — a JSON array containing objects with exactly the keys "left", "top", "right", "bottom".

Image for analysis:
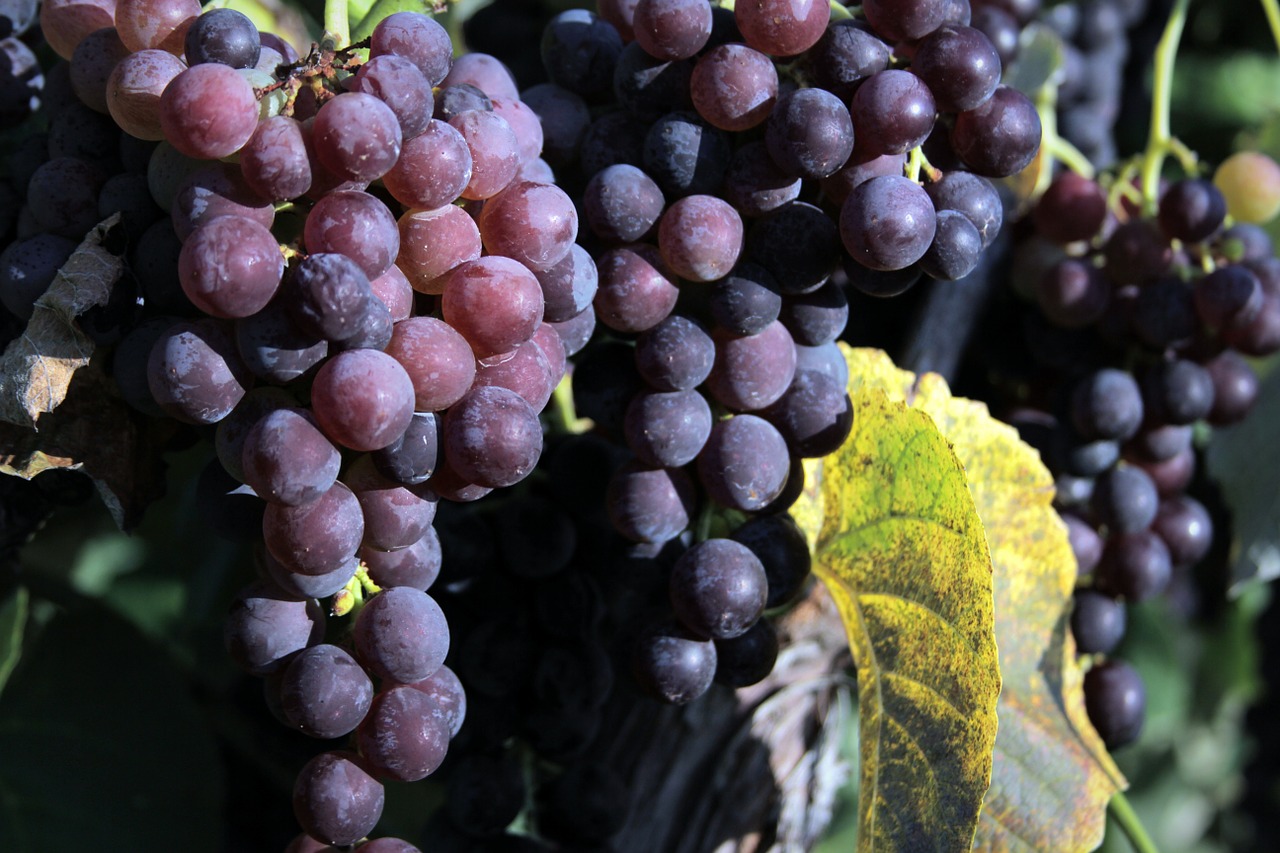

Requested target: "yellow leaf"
[
  {"left": 796, "top": 347, "right": 1127, "bottom": 853},
  {"left": 813, "top": 388, "right": 1001, "bottom": 853}
]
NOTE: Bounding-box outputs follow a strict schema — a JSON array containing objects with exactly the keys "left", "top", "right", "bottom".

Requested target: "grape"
[
  {"left": 1204, "top": 349, "right": 1259, "bottom": 425},
  {"left": 302, "top": 194, "right": 399, "bottom": 284},
  {"left": 1083, "top": 660, "right": 1145, "bottom": 750},
  {"left": 381, "top": 122, "right": 472, "bottom": 211},
  {"left": 1037, "top": 257, "right": 1109, "bottom": 328},
  {"left": 213, "top": 387, "right": 295, "bottom": 483},
  {"left": 263, "top": 481, "right": 365, "bottom": 576},
  {"left": 950, "top": 85, "right": 1041, "bottom": 178},
  {"left": 535, "top": 243, "right": 598, "bottom": 323},
  {"left": 396, "top": 204, "right": 482, "bottom": 295},
  {"left": 178, "top": 215, "right": 282, "bottom": 319},
  {"left": 580, "top": 109, "right": 648, "bottom": 175},
  {"left": 1103, "top": 220, "right": 1172, "bottom": 285},
  {"left": 98, "top": 173, "right": 162, "bottom": 241},
  {"left": 286, "top": 253, "right": 375, "bottom": 343},
  {"left": 715, "top": 619, "right": 779, "bottom": 687},
  {"left": 732, "top": 513, "right": 812, "bottom": 607},
  {"left": 643, "top": 111, "right": 731, "bottom": 198},
  {"left": 631, "top": 619, "right": 716, "bottom": 705},
  {"left": 433, "top": 83, "right": 492, "bottom": 122},
  {"left": 710, "top": 262, "right": 782, "bottom": 335},
  {"left": 38, "top": 0, "right": 115, "bottom": 60},
  {"left": 473, "top": 338, "right": 558, "bottom": 411},
  {"left": 690, "top": 43, "right": 777, "bottom": 131},
  {"left": 657, "top": 194, "right": 743, "bottom": 282},
  {"left": 722, "top": 140, "right": 803, "bottom": 217},
  {"left": 223, "top": 580, "right": 325, "bottom": 675},
  {"left": 442, "top": 256, "right": 544, "bottom": 358},
  {"left": 614, "top": 39, "right": 696, "bottom": 122},
  {"left": 385, "top": 317, "right": 476, "bottom": 413},
  {"left": 357, "top": 685, "right": 450, "bottom": 782},
  {"left": 242, "top": 408, "right": 341, "bottom": 507},
  {"left": 312, "top": 92, "right": 404, "bottom": 182},
  {"left": 1157, "top": 178, "right": 1226, "bottom": 242},
  {"left": 266, "top": 551, "right": 359, "bottom": 601},
  {"left": 669, "top": 538, "right": 767, "bottom": 640},
  {"left": 1095, "top": 530, "right": 1171, "bottom": 602},
  {"left": 761, "top": 369, "right": 854, "bottom": 458},
  {"left": 344, "top": 455, "right": 437, "bottom": 552},
  {"left": 1140, "top": 359, "right": 1214, "bottom": 425},
  {"left": 183, "top": 7, "right": 258, "bottom": 68},
  {"left": 0, "top": 234, "right": 77, "bottom": 320},
  {"left": 583, "top": 163, "right": 666, "bottom": 244},
  {"left": 850, "top": 69, "right": 937, "bottom": 157},
  {"left": 352, "top": 54, "right": 433, "bottom": 140},
  {"left": 706, "top": 320, "right": 797, "bottom": 411},
  {"left": 235, "top": 299, "right": 328, "bottom": 385},
  {"left": 926, "top": 170, "right": 1003, "bottom": 247},
  {"left": 311, "top": 349, "right": 416, "bottom": 452},
  {"left": 1033, "top": 172, "right": 1107, "bottom": 244},
  {"left": 549, "top": 308, "right": 596, "bottom": 357},
  {"left": 841, "top": 175, "right": 937, "bottom": 272},
  {"left": 402, "top": 664, "right": 466, "bottom": 737},
  {"left": 114, "top": 0, "right": 198, "bottom": 54},
  {"left": 361, "top": 528, "right": 442, "bottom": 592},
  {"left": 821, "top": 151, "right": 906, "bottom": 206},
  {"left": 734, "top": 0, "right": 829, "bottom": 56},
  {"left": 746, "top": 200, "right": 841, "bottom": 294},
  {"left": 25, "top": 156, "right": 105, "bottom": 239},
  {"left": 1070, "top": 369, "right": 1143, "bottom": 441},
  {"left": 799, "top": 19, "right": 890, "bottom": 100},
  {"left": 371, "top": 11, "right": 453, "bottom": 87},
  {"left": 1225, "top": 293, "right": 1280, "bottom": 356},
  {"left": 520, "top": 83, "right": 590, "bottom": 167},
  {"left": 160, "top": 63, "right": 259, "bottom": 159},
  {"left": 478, "top": 180, "right": 578, "bottom": 272},
  {"left": 541, "top": 8, "right": 624, "bottom": 97},
  {"left": 863, "top": 0, "right": 946, "bottom": 42},
  {"left": 1152, "top": 495, "right": 1212, "bottom": 568},
  {"left": 698, "top": 414, "right": 791, "bottom": 510},
  {"left": 1194, "top": 265, "right": 1263, "bottom": 332},
  {"left": 280, "top": 644, "right": 375, "bottom": 740},
  {"left": 68, "top": 26, "right": 128, "bottom": 114},
  {"left": 1063, "top": 512, "right": 1103, "bottom": 577},
  {"left": 441, "top": 52, "right": 520, "bottom": 100},
  {"left": 1091, "top": 465, "right": 1158, "bottom": 535},
  {"left": 920, "top": 209, "right": 983, "bottom": 281},
  {"left": 369, "top": 265, "right": 413, "bottom": 324},
  {"left": 448, "top": 109, "right": 521, "bottom": 200},
  {"left": 492, "top": 104, "right": 543, "bottom": 164},
  {"left": 171, "top": 163, "right": 272, "bottom": 240},
  {"left": 357, "top": 839, "right": 422, "bottom": 852},
  {"left": 1127, "top": 423, "right": 1193, "bottom": 463},
  {"left": 593, "top": 243, "right": 679, "bottom": 333},
  {"left": 913, "top": 25, "right": 1001, "bottom": 113},
  {"left": 1132, "top": 275, "right": 1197, "bottom": 350},
  {"left": 766, "top": 87, "right": 855, "bottom": 180},
  {"left": 598, "top": 0, "right": 640, "bottom": 40},
  {"left": 148, "top": 318, "right": 251, "bottom": 424},
  {"left": 1070, "top": 590, "right": 1126, "bottom": 655},
  {"left": 633, "top": 0, "right": 712, "bottom": 61},
  {"left": 623, "top": 388, "right": 712, "bottom": 468},
  {"left": 634, "top": 314, "right": 716, "bottom": 391},
  {"left": 1213, "top": 150, "right": 1280, "bottom": 224},
  {"left": 293, "top": 752, "right": 385, "bottom": 847},
  {"left": 794, "top": 340, "right": 849, "bottom": 388},
  {"left": 443, "top": 386, "right": 543, "bottom": 488},
  {"left": 354, "top": 586, "right": 450, "bottom": 683},
  {"left": 607, "top": 461, "right": 695, "bottom": 544}
]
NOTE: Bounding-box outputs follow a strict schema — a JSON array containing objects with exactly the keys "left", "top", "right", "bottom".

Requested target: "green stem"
[
  {"left": 695, "top": 501, "right": 714, "bottom": 543},
  {"left": 1109, "top": 792, "right": 1162, "bottom": 853},
  {"left": 323, "top": 0, "right": 350, "bottom": 49},
  {"left": 1046, "top": 135, "right": 1097, "bottom": 180},
  {"left": 1261, "top": 0, "right": 1280, "bottom": 54},
  {"left": 906, "top": 146, "right": 925, "bottom": 183},
  {"left": 1139, "top": 0, "right": 1191, "bottom": 214}
]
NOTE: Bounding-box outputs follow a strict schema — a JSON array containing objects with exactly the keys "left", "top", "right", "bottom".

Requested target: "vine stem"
[
  {"left": 1261, "top": 0, "right": 1280, "bottom": 54},
  {"left": 1109, "top": 792, "right": 1162, "bottom": 853},
  {"left": 323, "top": 0, "right": 350, "bottom": 49},
  {"left": 1139, "top": 0, "right": 1192, "bottom": 214}
]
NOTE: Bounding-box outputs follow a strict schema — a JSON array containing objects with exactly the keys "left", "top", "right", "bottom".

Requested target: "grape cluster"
[
  {"left": 505, "top": 0, "right": 1040, "bottom": 704},
  {"left": 0, "top": 2, "right": 605, "bottom": 846},
  {"left": 995, "top": 155, "right": 1280, "bottom": 750}
]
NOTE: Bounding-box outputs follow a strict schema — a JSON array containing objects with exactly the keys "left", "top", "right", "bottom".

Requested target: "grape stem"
[
  {"left": 1260, "top": 0, "right": 1280, "bottom": 55},
  {"left": 1109, "top": 792, "right": 1162, "bottom": 853},
  {"left": 549, "top": 374, "right": 591, "bottom": 435},
  {"left": 829, "top": 1, "right": 854, "bottom": 21},
  {"left": 323, "top": 0, "right": 350, "bottom": 50},
  {"left": 1139, "top": 0, "right": 1196, "bottom": 214},
  {"left": 905, "top": 146, "right": 941, "bottom": 184}
]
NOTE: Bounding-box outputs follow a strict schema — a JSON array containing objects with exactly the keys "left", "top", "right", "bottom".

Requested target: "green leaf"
[
  {"left": 812, "top": 388, "right": 1001, "bottom": 853},
  {"left": 798, "top": 348, "right": 1128, "bottom": 853},
  {"left": 351, "top": 0, "right": 494, "bottom": 45},
  {"left": 0, "top": 603, "right": 224, "bottom": 851},
  {"left": 1005, "top": 23, "right": 1066, "bottom": 96},
  {"left": 0, "top": 587, "right": 27, "bottom": 696}
]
